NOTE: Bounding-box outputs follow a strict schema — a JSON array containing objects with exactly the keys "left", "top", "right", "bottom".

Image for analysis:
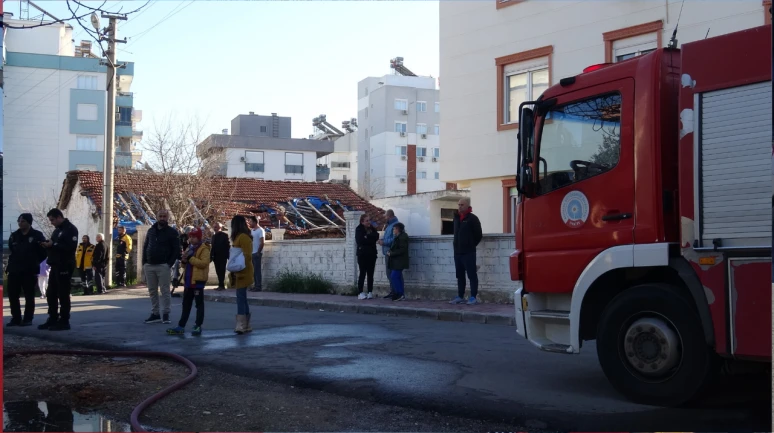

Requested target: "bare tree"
[
  {"left": 358, "top": 173, "right": 386, "bottom": 200},
  {"left": 139, "top": 115, "right": 230, "bottom": 228},
  {"left": 17, "top": 189, "right": 60, "bottom": 238}
]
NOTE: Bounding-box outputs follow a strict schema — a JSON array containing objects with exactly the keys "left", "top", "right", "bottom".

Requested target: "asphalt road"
[{"left": 4, "top": 294, "right": 770, "bottom": 431}]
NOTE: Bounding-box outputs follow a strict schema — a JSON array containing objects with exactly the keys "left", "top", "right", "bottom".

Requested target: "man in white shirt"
[{"left": 248, "top": 215, "right": 265, "bottom": 292}]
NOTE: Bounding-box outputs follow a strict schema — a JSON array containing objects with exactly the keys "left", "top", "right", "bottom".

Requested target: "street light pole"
[{"left": 101, "top": 13, "right": 126, "bottom": 287}]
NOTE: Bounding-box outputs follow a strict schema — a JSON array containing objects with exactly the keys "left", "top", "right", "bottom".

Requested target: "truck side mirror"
[{"left": 517, "top": 106, "right": 536, "bottom": 197}]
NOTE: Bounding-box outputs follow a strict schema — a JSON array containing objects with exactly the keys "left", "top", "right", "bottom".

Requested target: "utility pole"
[{"left": 100, "top": 13, "right": 127, "bottom": 287}]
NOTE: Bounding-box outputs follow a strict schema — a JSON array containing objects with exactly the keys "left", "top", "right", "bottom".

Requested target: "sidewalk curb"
[{"left": 203, "top": 293, "right": 515, "bottom": 327}]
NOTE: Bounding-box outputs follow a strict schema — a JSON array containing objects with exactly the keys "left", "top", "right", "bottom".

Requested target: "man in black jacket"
[
  {"left": 449, "top": 198, "right": 484, "bottom": 305},
  {"left": 92, "top": 233, "right": 108, "bottom": 294},
  {"left": 6, "top": 213, "right": 48, "bottom": 327},
  {"left": 142, "top": 209, "right": 180, "bottom": 324},
  {"left": 210, "top": 222, "right": 229, "bottom": 291},
  {"left": 38, "top": 209, "right": 79, "bottom": 331}
]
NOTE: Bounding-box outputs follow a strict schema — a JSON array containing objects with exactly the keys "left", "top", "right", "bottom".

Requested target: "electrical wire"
[{"left": 125, "top": 0, "right": 193, "bottom": 48}]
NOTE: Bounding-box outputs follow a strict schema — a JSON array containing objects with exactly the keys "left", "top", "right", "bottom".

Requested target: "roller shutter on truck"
[{"left": 698, "top": 80, "right": 772, "bottom": 248}]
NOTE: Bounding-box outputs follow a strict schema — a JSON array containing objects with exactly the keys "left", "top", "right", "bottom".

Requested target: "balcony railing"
[
  {"left": 115, "top": 151, "right": 132, "bottom": 168},
  {"left": 245, "top": 162, "right": 264, "bottom": 172},
  {"left": 285, "top": 164, "right": 304, "bottom": 174},
  {"left": 316, "top": 165, "right": 330, "bottom": 181}
]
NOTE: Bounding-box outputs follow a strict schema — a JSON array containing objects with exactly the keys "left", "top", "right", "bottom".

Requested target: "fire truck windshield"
[{"left": 536, "top": 92, "right": 622, "bottom": 195}]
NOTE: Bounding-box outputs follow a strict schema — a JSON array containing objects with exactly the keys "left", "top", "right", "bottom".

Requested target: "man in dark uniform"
[
  {"left": 38, "top": 208, "right": 79, "bottom": 331},
  {"left": 210, "top": 222, "right": 230, "bottom": 291},
  {"left": 6, "top": 213, "right": 48, "bottom": 326},
  {"left": 115, "top": 225, "right": 132, "bottom": 287}
]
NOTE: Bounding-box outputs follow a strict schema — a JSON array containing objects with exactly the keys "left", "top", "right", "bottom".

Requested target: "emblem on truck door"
[{"left": 561, "top": 191, "right": 589, "bottom": 228}]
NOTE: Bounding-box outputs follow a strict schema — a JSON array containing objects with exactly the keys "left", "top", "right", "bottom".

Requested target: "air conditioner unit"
[
  {"left": 401, "top": 155, "right": 408, "bottom": 161},
  {"left": 418, "top": 157, "right": 426, "bottom": 162},
  {"left": 399, "top": 177, "right": 407, "bottom": 183},
  {"left": 402, "top": 110, "right": 408, "bottom": 115},
  {"left": 432, "top": 157, "right": 438, "bottom": 162},
  {"left": 421, "top": 134, "right": 427, "bottom": 139},
  {"left": 240, "top": 156, "right": 246, "bottom": 162},
  {"left": 399, "top": 132, "right": 406, "bottom": 137}
]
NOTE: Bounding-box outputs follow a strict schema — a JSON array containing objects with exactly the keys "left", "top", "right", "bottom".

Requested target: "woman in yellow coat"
[
  {"left": 166, "top": 228, "right": 210, "bottom": 336},
  {"left": 75, "top": 235, "right": 95, "bottom": 295},
  {"left": 229, "top": 215, "right": 254, "bottom": 334}
]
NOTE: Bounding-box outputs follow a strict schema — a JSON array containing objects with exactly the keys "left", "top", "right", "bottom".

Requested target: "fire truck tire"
[{"left": 596, "top": 283, "right": 713, "bottom": 407}]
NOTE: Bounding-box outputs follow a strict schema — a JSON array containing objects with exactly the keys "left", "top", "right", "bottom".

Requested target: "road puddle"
[{"left": 3, "top": 401, "right": 131, "bottom": 432}]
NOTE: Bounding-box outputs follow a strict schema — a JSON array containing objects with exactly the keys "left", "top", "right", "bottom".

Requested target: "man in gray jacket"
[{"left": 377, "top": 210, "right": 399, "bottom": 298}]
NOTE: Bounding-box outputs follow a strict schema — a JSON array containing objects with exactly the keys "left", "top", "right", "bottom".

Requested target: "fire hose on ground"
[{"left": 4, "top": 349, "right": 198, "bottom": 432}]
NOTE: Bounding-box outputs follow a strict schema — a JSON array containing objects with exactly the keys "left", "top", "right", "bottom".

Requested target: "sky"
[{"left": 8, "top": 0, "right": 440, "bottom": 142}]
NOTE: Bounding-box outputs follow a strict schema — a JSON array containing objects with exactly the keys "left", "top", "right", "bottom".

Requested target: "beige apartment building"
[{"left": 439, "top": 0, "right": 771, "bottom": 233}]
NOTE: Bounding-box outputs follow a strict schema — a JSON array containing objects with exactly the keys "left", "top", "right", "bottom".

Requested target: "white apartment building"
[
  {"left": 317, "top": 131, "right": 359, "bottom": 190},
  {"left": 198, "top": 113, "right": 334, "bottom": 182},
  {"left": 3, "top": 16, "right": 138, "bottom": 240},
  {"left": 439, "top": 0, "right": 771, "bottom": 233},
  {"left": 357, "top": 74, "right": 447, "bottom": 199}
]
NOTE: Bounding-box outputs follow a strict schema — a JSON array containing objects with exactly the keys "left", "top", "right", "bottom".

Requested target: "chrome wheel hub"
[{"left": 623, "top": 316, "right": 680, "bottom": 377}]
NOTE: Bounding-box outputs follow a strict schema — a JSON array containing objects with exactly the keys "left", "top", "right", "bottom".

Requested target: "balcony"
[
  {"left": 316, "top": 165, "right": 330, "bottom": 182},
  {"left": 285, "top": 164, "right": 304, "bottom": 175},
  {"left": 116, "top": 92, "right": 133, "bottom": 107},
  {"left": 115, "top": 151, "right": 133, "bottom": 168},
  {"left": 245, "top": 162, "right": 265, "bottom": 173}
]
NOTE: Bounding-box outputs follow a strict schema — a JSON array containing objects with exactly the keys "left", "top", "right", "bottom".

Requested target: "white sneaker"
[
  {"left": 357, "top": 292, "right": 367, "bottom": 300},
  {"left": 366, "top": 292, "right": 373, "bottom": 299}
]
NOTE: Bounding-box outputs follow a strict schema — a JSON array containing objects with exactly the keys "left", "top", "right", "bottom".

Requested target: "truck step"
[
  {"left": 538, "top": 343, "right": 573, "bottom": 354},
  {"left": 530, "top": 310, "right": 570, "bottom": 320}
]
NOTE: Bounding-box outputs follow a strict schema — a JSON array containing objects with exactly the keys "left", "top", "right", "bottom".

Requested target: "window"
[
  {"left": 76, "top": 103, "right": 98, "bottom": 121},
  {"left": 509, "top": 186, "right": 518, "bottom": 233},
  {"left": 434, "top": 102, "right": 440, "bottom": 113},
  {"left": 395, "top": 122, "right": 407, "bottom": 133},
  {"left": 434, "top": 172, "right": 440, "bottom": 180},
  {"left": 506, "top": 68, "right": 549, "bottom": 124},
  {"left": 434, "top": 124, "right": 440, "bottom": 135},
  {"left": 394, "top": 99, "right": 408, "bottom": 110},
  {"left": 416, "top": 101, "right": 427, "bottom": 112},
  {"left": 332, "top": 161, "right": 350, "bottom": 168},
  {"left": 77, "top": 75, "right": 98, "bottom": 90},
  {"left": 118, "top": 107, "right": 132, "bottom": 124},
  {"left": 76, "top": 164, "right": 98, "bottom": 171},
  {"left": 496, "top": 46, "right": 553, "bottom": 131},
  {"left": 418, "top": 171, "right": 427, "bottom": 179},
  {"left": 285, "top": 152, "right": 304, "bottom": 174},
  {"left": 603, "top": 21, "right": 663, "bottom": 63},
  {"left": 365, "top": 107, "right": 368, "bottom": 119},
  {"left": 416, "top": 124, "right": 428, "bottom": 135},
  {"left": 537, "top": 93, "right": 622, "bottom": 195},
  {"left": 76, "top": 136, "right": 97, "bottom": 151},
  {"left": 416, "top": 147, "right": 427, "bottom": 157},
  {"left": 260, "top": 126, "right": 267, "bottom": 133},
  {"left": 245, "top": 151, "right": 264, "bottom": 172},
  {"left": 432, "top": 148, "right": 440, "bottom": 158},
  {"left": 395, "top": 146, "right": 407, "bottom": 156}
]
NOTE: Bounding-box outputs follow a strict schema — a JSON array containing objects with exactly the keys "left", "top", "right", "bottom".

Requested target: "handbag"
[{"left": 226, "top": 246, "right": 246, "bottom": 273}]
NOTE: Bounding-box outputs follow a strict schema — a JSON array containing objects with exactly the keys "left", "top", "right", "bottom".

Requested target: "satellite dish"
[{"left": 90, "top": 13, "right": 101, "bottom": 32}]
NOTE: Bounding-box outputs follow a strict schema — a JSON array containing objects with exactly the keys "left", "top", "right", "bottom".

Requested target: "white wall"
[
  {"left": 439, "top": 0, "right": 768, "bottom": 233},
  {"left": 370, "top": 191, "right": 468, "bottom": 236},
  {"left": 225, "top": 148, "right": 318, "bottom": 182},
  {"left": 3, "top": 66, "right": 105, "bottom": 239},
  {"left": 5, "top": 20, "right": 74, "bottom": 56},
  {"left": 369, "top": 131, "right": 446, "bottom": 198}
]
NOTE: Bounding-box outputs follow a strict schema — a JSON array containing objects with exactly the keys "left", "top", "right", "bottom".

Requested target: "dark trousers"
[
  {"left": 357, "top": 255, "right": 377, "bottom": 293},
  {"left": 251, "top": 252, "right": 263, "bottom": 290},
  {"left": 454, "top": 251, "right": 479, "bottom": 299},
  {"left": 48, "top": 266, "right": 74, "bottom": 323},
  {"left": 7, "top": 273, "right": 37, "bottom": 323},
  {"left": 214, "top": 258, "right": 227, "bottom": 288},
  {"left": 79, "top": 268, "right": 94, "bottom": 293},
  {"left": 179, "top": 286, "right": 204, "bottom": 327},
  {"left": 116, "top": 256, "right": 127, "bottom": 285},
  {"left": 94, "top": 267, "right": 107, "bottom": 293}
]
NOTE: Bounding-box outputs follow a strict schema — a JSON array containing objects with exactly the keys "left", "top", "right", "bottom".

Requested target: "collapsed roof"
[{"left": 58, "top": 171, "right": 386, "bottom": 239}]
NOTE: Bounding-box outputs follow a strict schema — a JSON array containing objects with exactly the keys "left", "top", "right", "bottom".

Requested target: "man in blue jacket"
[{"left": 378, "top": 210, "right": 399, "bottom": 298}]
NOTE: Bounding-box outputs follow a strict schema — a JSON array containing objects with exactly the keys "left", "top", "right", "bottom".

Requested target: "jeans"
[
  {"left": 48, "top": 266, "right": 74, "bottom": 322},
  {"left": 7, "top": 273, "right": 36, "bottom": 323},
  {"left": 236, "top": 288, "right": 251, "bottom": 315},
  {"left": 251, "top": 252, "right": 263, "bottom": 290},
  {"left": 38, "top": 275, "right": 49, "bottom": 298},
  {"left": 357, "top": 255, "right": 377, "bottom": 293},
  {"left": 144, "top": 264, "right": 172, "bottom": 315},
  {"left": 390, "top": 270, "right": 404, "bottom": 296},
  {"left": 454, "top": 251, "right": 479, "bottom": 298}
]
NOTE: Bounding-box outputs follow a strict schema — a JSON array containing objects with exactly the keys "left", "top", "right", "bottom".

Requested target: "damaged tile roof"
[{"left": 59, "top": 170, "right": 386, "bottom": 238}]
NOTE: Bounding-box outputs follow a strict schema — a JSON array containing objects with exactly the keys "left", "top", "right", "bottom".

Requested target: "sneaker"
[
  {"left": 21, "top": 320, "right": 33, "bottom": 327},
  {"left": 449, "top": 297, "right": 465, "bottom": 305},
  {"left": 467, "top": 297, "right": 479, "bottom": 305},
  {"left": 383, "top": 292, "right": 394, "bottom": 299},
  {"left": 191, "top": 326, "right": 202, "bottom": 336},
  {"left": 357, "top": 292, "right": 367, "bottom": 300},
  {"left": 166, "top": 326, "right": 185, "bottom": 335},
  {"left": 366, "top": 292, "right": 373, "bottom": 299},
  {"left": 144, "top": 314, "right": 162, "bottom": 324},
  {"left": 162, "top": 314, "right": 171, "bottom": 324},
  {"left": 6, "top": 321, "right": 20, "bottom": 327},
  {"left": 49, "top": 322, "right": 71, "bottom": 331},
  {"left": 393, "top": 295, "right": 405, "bottom": 301},
  {"left": 37, "top": 320, "right": 56, "bottom": 330}
]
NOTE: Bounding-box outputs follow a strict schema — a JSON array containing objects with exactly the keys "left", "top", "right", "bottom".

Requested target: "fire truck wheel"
[{"left": 596, "top": 283, "right": 712, "bottom": 407}]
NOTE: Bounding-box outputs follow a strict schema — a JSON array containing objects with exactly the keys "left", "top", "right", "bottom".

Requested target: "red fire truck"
[{"left": 510, "top": 24, "right": 771, "bottom": 406}]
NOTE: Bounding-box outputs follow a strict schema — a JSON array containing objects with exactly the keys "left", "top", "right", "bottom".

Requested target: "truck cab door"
[{"left": 523, "top": 79, "right": 635, "bottom": 292}]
